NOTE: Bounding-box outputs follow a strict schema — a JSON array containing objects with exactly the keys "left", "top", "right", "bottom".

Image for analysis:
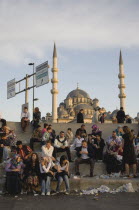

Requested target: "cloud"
[{"left": 0, "top": 0, "right": 139, "bottom": 64}]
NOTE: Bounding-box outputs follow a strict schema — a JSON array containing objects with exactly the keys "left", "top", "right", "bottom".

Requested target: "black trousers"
[
  {"left": 75, "top": 158, "right": 95, "bottom": 174},
  {"left": 53, "top": 147, "right": 71, "bottom": 161},
  {"left": 30, "top": 138, "right": 41, "bottom": 150}
]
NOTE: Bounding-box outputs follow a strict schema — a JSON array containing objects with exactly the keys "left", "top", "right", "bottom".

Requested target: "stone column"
[
  {"left": 51, "top": 43, "right": 59, "bottom": 123},
  {"left": 118, "top": 50, "right": 126, "bottom": 111}
]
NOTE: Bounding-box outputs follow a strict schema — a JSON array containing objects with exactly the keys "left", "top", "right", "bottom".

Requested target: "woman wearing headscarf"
[{"left": 5, "top": 154, "right": 24, "bottom": 195}]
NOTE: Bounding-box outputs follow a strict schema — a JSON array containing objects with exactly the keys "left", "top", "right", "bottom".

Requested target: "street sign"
[
  {"left": 36, "top": 61, "right": 49, "bottom": 88},
  {"left": 7, "top": 79, "right": 16, "bottom": 99}
]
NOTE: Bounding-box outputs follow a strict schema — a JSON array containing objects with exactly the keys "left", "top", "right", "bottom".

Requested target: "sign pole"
[
  {"left": 25, "top": 74, "right": 29, "bottom": 104},
  {"left": 33, "top": 64, "right": 35, "bottom": 119}
]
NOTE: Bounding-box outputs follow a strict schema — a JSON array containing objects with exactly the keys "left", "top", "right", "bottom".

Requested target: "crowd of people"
[{"left": 0, "top": 107, "right": 139, "bottom": 196}]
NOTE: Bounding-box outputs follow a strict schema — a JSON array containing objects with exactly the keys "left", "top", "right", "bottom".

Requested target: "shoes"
[
  {"left": 75, "top": 172, "right": 80, "bottom": 176},
  {"left": 133, "top": 175, "right": 138, "bottom": 178},
  {"left": 41, "top": 192, "right": 45, "bottom": 196},
  {"left": 65, "top": 191, "right": 69, "bottom": 195},
  {"left": 46, "top": 192, "right": 50, "bottom": 196}
]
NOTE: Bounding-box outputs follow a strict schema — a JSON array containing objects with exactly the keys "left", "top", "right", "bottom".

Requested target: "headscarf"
[{"left": 11, "top": 154, "right": 22, "bottom": 168}]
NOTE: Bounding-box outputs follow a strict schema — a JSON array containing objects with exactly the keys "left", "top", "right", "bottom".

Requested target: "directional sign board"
[
  {"left": 36, "top": 61, "right": 49, "bottom": 88},
  {"left": 7, "top": 79, "right": 16, "bottom": 99}
]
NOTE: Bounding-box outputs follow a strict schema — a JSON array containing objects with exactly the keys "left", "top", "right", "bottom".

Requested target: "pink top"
[{"left": 42, "top": 128, "right": 47, "bottom": 136}]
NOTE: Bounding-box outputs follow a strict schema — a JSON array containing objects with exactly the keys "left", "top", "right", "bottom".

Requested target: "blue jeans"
[
  {"left": 41, "top": 176, "right": 51, "bottom": 193},
  {"left": 56, "top": 175, "right": 70, "bottom": 192}
]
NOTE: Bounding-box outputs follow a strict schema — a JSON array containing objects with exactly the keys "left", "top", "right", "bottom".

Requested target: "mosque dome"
[
  {"left": 66, "top": 88, "right": 90, "bottom": 99},
  {"left": 110, "top": 109, "right": 119, "bottom": 118}
]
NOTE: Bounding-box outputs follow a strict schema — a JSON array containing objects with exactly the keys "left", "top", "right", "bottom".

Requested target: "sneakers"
[
  {"left": 46, "top": 192, "right": 50, "bottom": 196},
  {"left": 65, "top": 191, "right": 69, "bottom": 195},
  {"left": 41, "top": 192, "right": 45, "bottom": 196}
]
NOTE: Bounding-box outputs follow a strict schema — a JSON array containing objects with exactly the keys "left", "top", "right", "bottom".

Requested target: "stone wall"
[{"left": 7, "top": 122, "right": 139, "bottom": 144}]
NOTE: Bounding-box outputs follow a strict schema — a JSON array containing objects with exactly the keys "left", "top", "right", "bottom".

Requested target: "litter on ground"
[{"left": 82, "top": 183, "right": 135, "bottom": 195}]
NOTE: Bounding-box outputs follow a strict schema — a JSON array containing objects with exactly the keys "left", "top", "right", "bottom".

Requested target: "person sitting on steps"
[
  {"left": 75, "top": 140, "right": 95, "bottom": 177},
  {"left": 53, "top": 131, "right": 72, "bottom": 162}
]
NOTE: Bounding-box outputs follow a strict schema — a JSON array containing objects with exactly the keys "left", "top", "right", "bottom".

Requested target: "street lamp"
[{"left": 28, "top": 63, "right": 35, "bottom": 119}]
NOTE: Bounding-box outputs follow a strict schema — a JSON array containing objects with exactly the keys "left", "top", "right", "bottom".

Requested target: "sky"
[{"left": 0, "top": 0, "right": 139, "bottom": 122}]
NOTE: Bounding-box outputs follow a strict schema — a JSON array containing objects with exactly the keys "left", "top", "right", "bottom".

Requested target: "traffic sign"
[
  {"left": 7, "top": 79, "right": 16, "bottom": 99},
  {"left": 36, "top": 61, "right": 49, "bottom": 87}
]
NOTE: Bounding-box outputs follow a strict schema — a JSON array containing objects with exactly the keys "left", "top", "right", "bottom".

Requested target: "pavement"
[{"left": 0, "top": 193, "right": 139, "bottom": 210}]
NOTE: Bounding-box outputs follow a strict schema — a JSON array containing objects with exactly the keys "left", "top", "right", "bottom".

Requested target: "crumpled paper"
[{"left": 82, "top": 183, "right": 135, "bottom": 195}]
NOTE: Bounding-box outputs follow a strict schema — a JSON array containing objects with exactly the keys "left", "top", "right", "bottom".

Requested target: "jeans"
[
  {"left": 41, "top": 176, "right": 51, "bottom": 193},
  {"left": 56, "top": 175, "right": 70, "bottom": 192}
]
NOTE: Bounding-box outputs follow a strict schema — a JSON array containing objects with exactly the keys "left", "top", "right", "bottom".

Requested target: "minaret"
[
  {"left": 118, "top": 50, "right": 126, "bottom": 111},
  {"left": 51, "top": 43, "right": 59, "bottom": 123}
]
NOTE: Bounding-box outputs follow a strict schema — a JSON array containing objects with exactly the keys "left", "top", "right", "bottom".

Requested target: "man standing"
[
  {"left": 116, "top": 107, "right": 126, "bottom": 123},
  {"left": 21, "top": 107, "right": 30, "bottom": 132},
  {"left": 77, "top": 109, "right": 84, "bottom": 123}
]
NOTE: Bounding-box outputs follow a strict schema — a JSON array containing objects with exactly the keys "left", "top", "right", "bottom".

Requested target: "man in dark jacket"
[
  {"left": 77, "top": 109, "right": 84, "bottom": 123},
  {"left": 116, "top": 107, "right": 126, "bottom": 123},
  {"left": 75, "top": 140, "right": 95, "bottom": 177},
  {"left": 76, "top": 124, "right": 87, "bottom": 138}
]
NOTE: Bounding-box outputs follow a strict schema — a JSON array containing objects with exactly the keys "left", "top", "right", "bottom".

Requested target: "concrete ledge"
[{"left": 7, "top": 122, "right": 139, "bottom": 144}]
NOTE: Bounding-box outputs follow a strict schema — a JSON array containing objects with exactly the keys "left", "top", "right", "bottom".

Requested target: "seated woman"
[
  {"left": 55, "top": 155, "right": 70, "bottom": 194},
  {"left": 23, "top": 153, "right": 40, "bottom": 194},
  {"left": 5, "top": 154, "right": 24, "bottom": 195},
  {"left": 91, "top": 124, "right": 102, "bottom": 139},
  {"left": 104, "top": 140, "right": 122, "bottom": 175},
  {"left": 40, "top": 157, "right": 55, "bottom": 196}
]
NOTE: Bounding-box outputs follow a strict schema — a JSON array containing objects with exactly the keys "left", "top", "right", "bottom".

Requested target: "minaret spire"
[
  {"left": 53, "top": 42, "right": 57, "bottom": 58},
  {"left": 119, "top": 50, "right": 123, "bottom": 65},
  {"left": 118, "top": 50, "right": 126, "bottom": 111},
  {"left": 51, "top": 43, "right": 59, "bottom": 123}
]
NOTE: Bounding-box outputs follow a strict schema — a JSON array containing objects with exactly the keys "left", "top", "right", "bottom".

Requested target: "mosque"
[{"left": 45, "top": 44, "right": 126, "bottom": 123}]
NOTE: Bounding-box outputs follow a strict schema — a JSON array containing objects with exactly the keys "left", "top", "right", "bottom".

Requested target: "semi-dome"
[{"left": 66, "top": 88, "right": 90, "bottom": 99}]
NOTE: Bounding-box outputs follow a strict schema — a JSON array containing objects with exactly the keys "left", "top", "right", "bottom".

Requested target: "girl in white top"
[
  {"left": 56, "top": 155, "right": 70, "bottom": 194},
  {"left": 40, "top": 157, "right": 55, "bottom": 196}
]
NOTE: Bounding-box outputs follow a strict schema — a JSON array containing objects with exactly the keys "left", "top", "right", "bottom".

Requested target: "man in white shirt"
[
  {"left": 21, "top": 107, "right": 30, "bottom": 132},
  {"left": 75, "top": 140, "right": 95, "bottom": 177},
  {"left": 41, "top": 140, "right": 55, "bottom": 161},
  {"left": 53, "top": 131, "right": 72, "bottom": 162}
]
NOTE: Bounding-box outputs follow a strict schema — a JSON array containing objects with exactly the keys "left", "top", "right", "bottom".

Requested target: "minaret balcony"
[
  {"left": 118, "top": 84, "right": 126, "bottom": 89},
  {"left": 51, "top": 79, "right": 59, "bottom": 83},
  {"left": 51, "top": 89, "right": 59, "bottom": 94},
  {"left": 51, "top": 68, "right": 59, "bottom": 73},
  {"left": 118, "top": 73, "right": 125, "bottom": 78},
  {"left": 118, "top": 93, "right": 126, "bottom": 98}
]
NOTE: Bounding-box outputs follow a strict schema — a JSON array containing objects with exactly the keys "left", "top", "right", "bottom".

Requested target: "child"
[{"left": 56, "top": 155, "right": 70, "bottom": 194}]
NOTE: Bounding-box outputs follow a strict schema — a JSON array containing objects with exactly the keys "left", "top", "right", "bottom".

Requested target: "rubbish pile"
[{"left": 82, "top": 183, "right": 135, "bottom": 195}]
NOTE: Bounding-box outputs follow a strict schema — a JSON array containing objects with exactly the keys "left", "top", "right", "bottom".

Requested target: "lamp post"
[{"left": 28, "top": 63, "right": 35, "bottom": 119}]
